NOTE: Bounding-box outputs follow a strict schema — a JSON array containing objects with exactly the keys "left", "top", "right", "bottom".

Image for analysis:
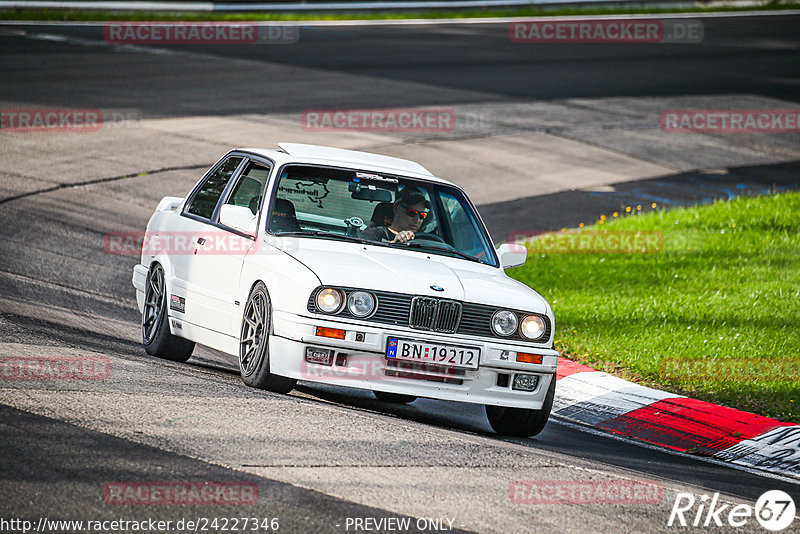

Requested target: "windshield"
[{"left": 268, "top": 165, "right": 498, "bottom": 267}]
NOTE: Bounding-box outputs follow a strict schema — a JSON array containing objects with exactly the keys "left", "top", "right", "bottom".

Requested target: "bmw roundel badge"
[{"left": 430, "top": 285, "right": 444, "bottom": 292}]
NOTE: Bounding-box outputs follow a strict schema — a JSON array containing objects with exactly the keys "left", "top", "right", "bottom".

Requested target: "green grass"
[
  {"left": 508, "top": 192, "right": 800, "bottom": 423},
  {"left": 1, "top": 2, "right": 799, "bottom": 21}
]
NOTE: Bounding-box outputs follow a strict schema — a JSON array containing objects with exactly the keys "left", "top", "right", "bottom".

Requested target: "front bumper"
[
  {"left": 132, "top": 264, "right": 148, "bottom": 313},
  {"left": 269, "top": 311, "right": 558, "bottom": 409}
]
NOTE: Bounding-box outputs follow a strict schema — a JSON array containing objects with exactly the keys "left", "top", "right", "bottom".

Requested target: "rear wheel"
[
  {"left": 239, "top": 282, "right": 296, "bottom": 394},
  {"left": 372, "top": 391, "right": 417, "bottom": 404},
  {"left": 485, "top": 375, "right": 555, "bottom": 437},
  {"left": 141, "top": 264, "right": 194, "bottom": 362}
]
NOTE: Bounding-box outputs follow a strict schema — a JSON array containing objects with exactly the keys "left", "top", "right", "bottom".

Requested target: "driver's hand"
[{"left": 391, "top": 230, "right": 415, "bottom": 244}]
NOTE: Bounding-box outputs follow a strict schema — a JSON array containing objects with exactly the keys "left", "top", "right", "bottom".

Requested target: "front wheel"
[
  {"left": 372, "top": 391, "right": 417, "bottom": 404},
  {"left": 485, "top": 375, "right": 555, "bottom": 437},
  {"left": 141, "top": 264, "right": 195, "bottom": 362},
  {"left": 239, "top": 282, "right": 296, "bottom": 394}
]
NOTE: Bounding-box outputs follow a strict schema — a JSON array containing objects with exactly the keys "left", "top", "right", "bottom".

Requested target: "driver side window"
[
  {"left": 225, "top": 161, "right": 270, "bottom": 215},
  {"left": 440, "top": 191, "right": 486, "bottom": 257},
  {"left": 185, "top": 156, "right": 243, "bottom": 220}
]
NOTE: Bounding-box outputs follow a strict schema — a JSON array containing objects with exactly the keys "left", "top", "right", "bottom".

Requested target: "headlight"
[
  {"left": 316, "top": 288, "right": 343, "bottom": 314},
  {"left": 347, "top": 291, "right": 375, "bottom": 317},
  {"left": 491, "top": 310, "right": 518, "bottom": 336},
  {"left": 520, "top": 315, "right": 546, "bottom": 340}
]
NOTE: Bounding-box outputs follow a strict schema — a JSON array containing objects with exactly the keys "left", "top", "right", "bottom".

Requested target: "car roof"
[{"left": 237, "top": 143, "right": 455, "bottom": 186}]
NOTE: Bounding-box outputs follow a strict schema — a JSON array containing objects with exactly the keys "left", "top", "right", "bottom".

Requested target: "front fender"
[{"left": 235, "top": 240, "right": 321, "bottom": 338}]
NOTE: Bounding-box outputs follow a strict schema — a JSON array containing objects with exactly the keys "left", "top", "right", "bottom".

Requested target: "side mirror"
[
  {"left": 497, "top": 243, "right": 527, "bottom": 269},
  {"left": 219, "top": 204, "right": 257, "bottom": 236}
]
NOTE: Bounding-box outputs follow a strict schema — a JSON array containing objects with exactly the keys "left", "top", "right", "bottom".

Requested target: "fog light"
[
  {"left": 512, "top": 374, "right": 539, "bottom": 392},
  {"left": 305, "top": 347, "right": 334, "bottom": 365}
]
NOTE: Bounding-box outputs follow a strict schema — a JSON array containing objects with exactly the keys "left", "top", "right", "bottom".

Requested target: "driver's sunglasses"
[{"left": 403, "top": 206, "right": 428, "bottom": 219}]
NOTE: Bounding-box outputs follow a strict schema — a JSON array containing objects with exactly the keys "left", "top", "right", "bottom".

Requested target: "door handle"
[{"left": 197, "top": 237, "right": 206, "bottom": 245}]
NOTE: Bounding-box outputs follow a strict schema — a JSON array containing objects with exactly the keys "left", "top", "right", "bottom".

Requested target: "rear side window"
[{"left": 186, "top": 156, "right": 243, "bottom": 220}]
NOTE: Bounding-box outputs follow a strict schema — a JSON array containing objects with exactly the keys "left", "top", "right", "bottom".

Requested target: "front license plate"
[{"left": 386, "top": 338, "right": 480, "bottom": 369}]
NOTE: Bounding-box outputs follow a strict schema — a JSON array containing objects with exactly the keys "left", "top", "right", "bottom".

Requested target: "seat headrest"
[{"left": 273, "top": 198, "right": 297, "bottom": 217}]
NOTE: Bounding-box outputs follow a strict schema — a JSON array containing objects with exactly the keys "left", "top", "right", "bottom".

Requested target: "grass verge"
[
  {"left": 508, "top": 191, "right": 800, "bottom": 423},
  {"left": 0, "top": 3, "right": 799, "bottom": 21}
]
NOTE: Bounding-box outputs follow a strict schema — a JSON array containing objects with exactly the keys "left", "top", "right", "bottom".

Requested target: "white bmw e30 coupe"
[{"left": 132, "top": 143, "right": 558, "bottom": 436}]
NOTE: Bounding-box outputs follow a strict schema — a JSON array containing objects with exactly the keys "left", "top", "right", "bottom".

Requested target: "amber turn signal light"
[
  {"left": 516, "top": 352, "right": 543, "bottom": 364},
  {"left": 315, "top": 327, "right": 346, "bottom": 340}
]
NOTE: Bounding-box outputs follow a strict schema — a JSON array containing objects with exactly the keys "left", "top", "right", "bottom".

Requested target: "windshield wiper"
[
  {"left": 405, "top": 241, "right": 482, "bottom": 263},
  {"left": 275, "top": 230, "right": 371, "bottom": 245}
]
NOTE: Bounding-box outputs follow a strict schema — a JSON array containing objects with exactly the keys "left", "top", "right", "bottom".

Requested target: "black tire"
[
  {"left": 239, "top": 282, "right": 296, "bottom": 394},
  {"left": 372, "top": 391, "right": 417, "bottom": 404},
  {"left": 142, "top": 264, "right": 195, "bottom": 363},
  {"left": 485, "top": 375, "right": 555, "bottom": 437}
]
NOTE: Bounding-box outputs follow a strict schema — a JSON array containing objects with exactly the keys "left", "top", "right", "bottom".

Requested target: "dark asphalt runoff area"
[{"left": 1, "top": 12, "right": 799, "bottom": 533}]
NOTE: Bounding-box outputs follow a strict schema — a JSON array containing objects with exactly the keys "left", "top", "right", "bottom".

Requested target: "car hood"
[{"left": 275, "top": 238, "right": 549, "bottom": 314}]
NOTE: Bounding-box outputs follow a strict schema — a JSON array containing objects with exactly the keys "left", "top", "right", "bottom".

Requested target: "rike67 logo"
[{"left": 668, "top": 490, "right": 796, "bottom": 531}]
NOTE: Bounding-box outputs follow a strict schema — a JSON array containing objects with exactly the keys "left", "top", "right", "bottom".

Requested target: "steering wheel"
[{"left": 410, "top": 232, "right": 446, "bottom": 243}]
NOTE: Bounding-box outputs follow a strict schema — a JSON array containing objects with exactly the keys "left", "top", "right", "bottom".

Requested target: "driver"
[{"left": 360, "top": 187, "right": 430, "bottom": 244}]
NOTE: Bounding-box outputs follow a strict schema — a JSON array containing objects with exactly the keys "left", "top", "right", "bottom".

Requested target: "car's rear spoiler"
[{"left": 156, "top": 196, "right": 183, "bottom": 213}]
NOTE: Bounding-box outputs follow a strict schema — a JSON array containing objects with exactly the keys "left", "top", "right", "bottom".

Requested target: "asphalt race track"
[
  {"left": 2, "top": 14, "right": 800, "bottom": 113},
  {"left": 1, "top": 12, "right": 799, "bottom": 533}
]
